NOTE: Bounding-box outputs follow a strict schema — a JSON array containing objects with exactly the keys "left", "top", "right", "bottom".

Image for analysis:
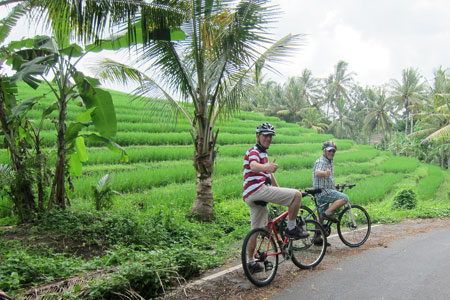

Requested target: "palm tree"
[
  {"left": 275, "top": 76, "right": 308, "bottom": 122},
  {"left": 389, "top": 68, "right": 428, "bottom": 135},
  {"left": 298, "top": 107, "right": 329, "bottom": 133},
  {"left": 325, "top": 60, "right": 355, "bottom": 117},
  {"left": 298, "top": 68, "right": 323, "bottom": 111},
  {"left": 95, "top": 0, "right": 302, "bottom": 221},
  {"left": 328, "top": 97, "right": 354, "bottom": 139},
  {"left": 362, "top": 87, "right": 395, "bottom": 145},
  {"left": 410, "top": 67, "right": 450, "bottom": 168}
]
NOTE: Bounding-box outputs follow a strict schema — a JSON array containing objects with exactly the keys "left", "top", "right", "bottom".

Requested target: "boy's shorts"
[
  {"left": 245, "top": 184, "right": 297, "bottom": 229},
  {"left": 317, "top": 190, "right": 349, "bottom": 216}
]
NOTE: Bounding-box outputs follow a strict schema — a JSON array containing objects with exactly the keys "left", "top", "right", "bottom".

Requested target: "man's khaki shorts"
[{"left": 245, "top": 184, "right": 298, "bottom": 229}]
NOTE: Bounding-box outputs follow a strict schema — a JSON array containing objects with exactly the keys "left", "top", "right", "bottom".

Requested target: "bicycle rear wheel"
[
  {"left": 291, "top": 220, "right": 327, "bottom": 269},
  {"left": 241, "top": 228, "right": 279, "bottom": 287},
  {"left": 337, "top": 204, "right": 371, "bottom": 247}
]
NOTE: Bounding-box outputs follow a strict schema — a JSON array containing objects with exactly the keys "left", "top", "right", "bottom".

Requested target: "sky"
[
  {"left": 267, "top": 0, "right": 450, "bottom": 86},
  {"left": 2, "top": 0, "right": 450, "bottom": 90}
]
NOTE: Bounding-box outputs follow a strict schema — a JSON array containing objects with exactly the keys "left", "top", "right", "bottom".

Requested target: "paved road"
[{"left": 271, "top": 226, "right": 450, "bottom": 300}]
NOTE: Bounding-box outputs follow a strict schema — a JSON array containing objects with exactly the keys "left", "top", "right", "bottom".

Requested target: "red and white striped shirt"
[{"left": 243, "top": 145, "right": 270, "bottom": 199}]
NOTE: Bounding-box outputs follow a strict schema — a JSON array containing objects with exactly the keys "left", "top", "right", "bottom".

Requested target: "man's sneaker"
[
  {"left": 285, "top": 225, "right": 310, "bottom": 239},
  {"left": 322, "top": 212, "right": 338, "bottom": 223},
  {"left": 247, "top": 261, "right": 264, "bottom": 274}
]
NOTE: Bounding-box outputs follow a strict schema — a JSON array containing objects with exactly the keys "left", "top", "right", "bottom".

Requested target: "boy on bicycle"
[
  {"left": 312, "top": 141, "right": 349, "bottom": 223},
  {"left": 243, "top": 122, "right": 308, "bottom": 272}
]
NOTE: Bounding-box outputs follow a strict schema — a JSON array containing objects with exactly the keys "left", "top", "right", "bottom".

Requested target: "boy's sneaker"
[
  {"left": 322, "top": 212, "right": 338, "bottom": 223},
  {"left": 247, "top": 261, "right": 264, "bottom": 274},
  {"left": 313, "top": 237, "right": 331, "bottom": 247},
  {"left": 285, "top": 225, "right": 310, "bottom": 239}
]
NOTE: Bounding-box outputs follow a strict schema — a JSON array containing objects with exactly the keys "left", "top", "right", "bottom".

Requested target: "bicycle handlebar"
[{"left": 335, "top": 183, "right": 356, "bottom": 191}]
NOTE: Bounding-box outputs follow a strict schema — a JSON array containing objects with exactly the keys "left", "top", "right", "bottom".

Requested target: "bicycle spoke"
[
  {"left": 337, "top": 205, "right": 371, "bottom": 247},
  {"left": 241, "top": 228, "right": 279, "bottom": 287},
  {"left": 291, "top": 220, "right": 327, "bottom": 269}
]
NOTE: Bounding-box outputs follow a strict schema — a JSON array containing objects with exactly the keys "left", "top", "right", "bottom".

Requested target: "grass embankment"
[{"left": 0, "top": 84, "right": 449, "bottom": 299}]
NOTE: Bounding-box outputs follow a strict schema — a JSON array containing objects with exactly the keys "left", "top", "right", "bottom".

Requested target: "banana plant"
[{"left": 5, "top": 35, "right": 127, "bottom": 210}]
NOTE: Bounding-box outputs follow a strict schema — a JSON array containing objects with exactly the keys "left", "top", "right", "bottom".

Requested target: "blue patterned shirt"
[{"left": 312, "top": 155, "right": 336, "bottom": 200}]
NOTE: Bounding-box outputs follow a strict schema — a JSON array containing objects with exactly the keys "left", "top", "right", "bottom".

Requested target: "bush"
[{"left": 393, "top": 189, "right": 417, "bottom": 210}]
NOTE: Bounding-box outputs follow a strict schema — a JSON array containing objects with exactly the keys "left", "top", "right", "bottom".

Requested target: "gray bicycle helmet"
[
  {"left": 322, "top": 140, "right": 337, "bottom": 151},
  {"left": 256, "top": 123, "right": 276, "bottom": 135}
]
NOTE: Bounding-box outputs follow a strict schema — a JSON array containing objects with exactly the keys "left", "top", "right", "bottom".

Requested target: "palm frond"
[
  {"left": 95, "top": 57, "right": 193, "bottom": 126},
  {"left": 421, "top": 124, "right": 450, "bottom": 143},
  {"left": 95, "top": 174, "right": 112, "bottom": 193},
  {"left": 27, "top": 0, "right": 189, "bottom": 45},
  {"left": 0, "top": 2, "right": 28, "bottom": 44}
]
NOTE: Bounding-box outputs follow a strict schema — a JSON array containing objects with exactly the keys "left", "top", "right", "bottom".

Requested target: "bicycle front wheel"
[
  {"left": 241, "top": 228, "right": 279, "bottom": 287},
  {"left": 291, "top": 220, "right": 327, "bottom": 269},
  {"left": 337, "top": 204, "right": 371, "bottom": 247},
  {"left": 299, "top": 205, "right": 317, "bottom": 221}
]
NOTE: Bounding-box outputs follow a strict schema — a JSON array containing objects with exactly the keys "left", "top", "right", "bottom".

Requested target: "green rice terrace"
[{"left": 0, "top": 84, "right": 449, "bottom": 299}]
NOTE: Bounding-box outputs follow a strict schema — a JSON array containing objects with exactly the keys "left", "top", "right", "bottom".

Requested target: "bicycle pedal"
[{"left": 264, "top": 260, "right": 273, "bottom": 271}]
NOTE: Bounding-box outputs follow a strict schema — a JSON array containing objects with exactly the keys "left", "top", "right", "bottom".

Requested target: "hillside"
[{"left": 1, "top": 83, "right": 448, "bottom": 214}]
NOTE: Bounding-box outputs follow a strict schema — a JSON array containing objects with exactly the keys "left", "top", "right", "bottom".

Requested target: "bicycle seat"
[
  {"left": 254, "top": 200, "right": 268, "bottom": 206},
  {"left": 304, "top": 188, "right": 322, "bottom": 196}
]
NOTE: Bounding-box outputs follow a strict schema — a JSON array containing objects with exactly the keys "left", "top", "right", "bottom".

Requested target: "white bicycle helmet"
[{"left": 256, "top": 123, "right": 276, "bottom": 136}]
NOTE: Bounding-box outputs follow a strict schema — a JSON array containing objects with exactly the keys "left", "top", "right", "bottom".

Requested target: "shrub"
[
  {"left": 91, "top": 174, "right": 119, "bottom": 211},
  {"left": 393, "top": 189, "right": 417, "bottom": 210}
]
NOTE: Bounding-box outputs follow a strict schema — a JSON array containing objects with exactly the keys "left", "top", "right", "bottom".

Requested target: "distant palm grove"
[{"left": 242, "top": 61, "right": 449, "bottom": 169}]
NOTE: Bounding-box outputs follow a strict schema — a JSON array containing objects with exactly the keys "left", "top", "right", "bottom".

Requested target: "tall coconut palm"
[
  {"left": 298, "top": 68, "right": 323, "bottom": 111},
  {"left": 409, "top": 67, "right": 450, "bottom": 168},
  {"left": 95, "top": 0, "right": 302, "bottom": 221},
  {"left": 362, "top": 87, "right": 395, "bottom": 145},
  {"left": 325, "top": 60, "right": 355, "bottom": 117},
  {"left": 275, "top": 76, "right": 308, "bottom": 122},
  {"left": 389, "top": 68, "right": 428, "bottom": 136},
  {"left": 328, "top": 97, "right": 354, "bottom": 139}
]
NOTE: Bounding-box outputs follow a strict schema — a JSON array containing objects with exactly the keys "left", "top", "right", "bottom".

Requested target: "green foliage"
[
  {"left": 0, "top": 244, "right": 87, "bottom": 292},
  {"left": 417, "top": 165, "right": 444, "bottom": 200},
  {"left": 346, "top": 173, "right": 404, "bottom": 205},
  {"left": 393, "top": 189, "right": 417, "bottom": 210},
  {"left": 91, "top": 174, "right": 118, "bottom": 211},
  {"left": 375, "top": 156, "right": 420, "bottom": 173}
]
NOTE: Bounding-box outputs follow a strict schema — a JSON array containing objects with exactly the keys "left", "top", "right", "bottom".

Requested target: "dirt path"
[{"left": 160, "top": 218, "right": 450, "bottom": 300}]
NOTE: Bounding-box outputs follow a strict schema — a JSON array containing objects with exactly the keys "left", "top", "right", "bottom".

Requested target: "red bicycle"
[
  {"left": 0, "top": 290, "right": 12, "bottom": 300},
  {"left": 241, "top": 190, "right": 328, "bottom": 287}
]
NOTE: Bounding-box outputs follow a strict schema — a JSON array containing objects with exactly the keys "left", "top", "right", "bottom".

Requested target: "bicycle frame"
[{"left": 262, "top": 210, "right": 290, "bottom": 258}]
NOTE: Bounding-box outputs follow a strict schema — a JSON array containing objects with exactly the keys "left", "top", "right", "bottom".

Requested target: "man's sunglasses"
[{"left": 327, "top": 149, "right": 336, "bottom": 153}]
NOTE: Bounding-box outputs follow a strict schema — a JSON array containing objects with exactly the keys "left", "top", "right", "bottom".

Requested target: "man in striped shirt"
[
  {"left": 312, "top": 141, "right": 349, "bottom": 223},
  {"left": 243, "top": 123, "right": 309, "bottom": 272}
]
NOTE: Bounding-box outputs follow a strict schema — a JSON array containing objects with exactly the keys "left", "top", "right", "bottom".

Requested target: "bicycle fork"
[{"left": 345, "top": 203, "right": 358, "bottom": 229}]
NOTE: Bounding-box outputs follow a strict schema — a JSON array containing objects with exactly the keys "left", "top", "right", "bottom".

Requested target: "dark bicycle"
[{"left": 299, "top": 183, "right": 371, "bottom": 247}]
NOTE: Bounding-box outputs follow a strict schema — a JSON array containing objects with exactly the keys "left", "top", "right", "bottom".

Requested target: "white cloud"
[
  {"left": 2, "top": 0, "right": 450, "bottom": 89},
  {"left": 265, "top": 0, "right": 450, "bottom": 86}
]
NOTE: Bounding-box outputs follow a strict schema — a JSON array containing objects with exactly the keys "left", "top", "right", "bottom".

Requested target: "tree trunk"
[
  {"left": 191, "top": 171, "right": 214, "bottom": 221},
  {"left": 410, "top": 113, "right": 414, "bottom": 135},
  {"left": 49, "top": 99, "right": 68, "bottom": 209},
  {"left": 0, "top": 79, "right": 36, "bottom": 222},
  {"left": 190, "top": 127, "right": 218, "bottom": 221},
  {"left": 35, "top": 136, "right": 45, "bottom": 211}
]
